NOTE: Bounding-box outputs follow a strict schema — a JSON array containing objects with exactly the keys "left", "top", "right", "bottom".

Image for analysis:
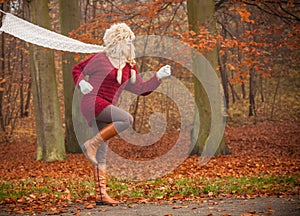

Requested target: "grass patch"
[
  {"left": 0, "top": 174, "right": 298, "bottom": 202},
  {"left": 0, "top": 177, "right": 94, "bottom": 203},
  {"left": 109, "top": 174, "right": 299, "bottom": 198}
]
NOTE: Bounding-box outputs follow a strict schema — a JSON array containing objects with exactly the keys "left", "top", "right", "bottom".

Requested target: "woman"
[{"left": 72, "top": 23, "right": 171, "bottom": 205}]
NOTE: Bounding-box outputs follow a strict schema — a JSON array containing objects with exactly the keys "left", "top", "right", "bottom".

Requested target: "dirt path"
[{"left": 57, "top": 196, "right": 299, "bottom": 216}]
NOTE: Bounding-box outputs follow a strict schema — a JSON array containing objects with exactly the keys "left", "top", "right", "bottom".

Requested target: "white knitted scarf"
[
  {"left": 0, "top": 11, "right": 105, "bottom": 53},
  {"left": 0, "top": 11, "right": 137, "bottom": 84}
]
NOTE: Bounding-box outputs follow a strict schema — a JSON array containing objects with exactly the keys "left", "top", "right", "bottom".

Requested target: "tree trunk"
[
  {"left": 25, "top": 0, "right": 66, "bottom": 161},
  {"left": 235, "top": 12, "right": 246, "bottom": 99},
  {"left": 0, "top": 3, "right": 6, "bottom": 134},
  {"left": 187, "top": 0, "right": 230, "bottom": 156},
  {"left": 59, "top": 0, "right": 82, "bottom": 153},
  {"left": 248, "top": 68, "right": 256, "bottom": 117},
  {"left": 218, "top": 50, "right": 229, "bottom": 109}
]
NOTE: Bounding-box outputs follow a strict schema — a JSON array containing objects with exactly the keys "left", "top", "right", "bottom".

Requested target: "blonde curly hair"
[
  {"left": 103, "top": 23, "right": 137, "bottom": 84},
  {"left": 103, "top": 23, "right": 136, "bottom": 64}
]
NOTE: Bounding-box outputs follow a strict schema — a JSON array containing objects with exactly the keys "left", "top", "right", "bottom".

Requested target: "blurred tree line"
[{"left": 0, "top": 0, "right": 299, "bottom": 161}]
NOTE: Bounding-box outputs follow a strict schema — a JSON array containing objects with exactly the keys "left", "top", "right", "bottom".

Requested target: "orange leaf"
[{"left": 85, "top": 204, "right": 94, "bottom": 209}]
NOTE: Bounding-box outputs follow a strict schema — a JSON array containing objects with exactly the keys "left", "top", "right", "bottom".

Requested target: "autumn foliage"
[
  {"left": 0, "top": 0, "right": 299, "bottom": 137},
  {"left": 0, "top": 0, "right": 299, "bottom": 214}
]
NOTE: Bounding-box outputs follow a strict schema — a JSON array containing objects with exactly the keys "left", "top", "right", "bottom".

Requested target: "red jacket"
[{"left": 72, "top": 53, "right": 161, "bottom": 125}]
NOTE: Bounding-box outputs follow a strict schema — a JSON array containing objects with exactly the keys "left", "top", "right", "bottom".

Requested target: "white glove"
[
  {"left": 156, "top": 65, "right": 171, "bottom": 80},
  {"left": 79, "top": 80, "right": 93, "bottom": 95}
]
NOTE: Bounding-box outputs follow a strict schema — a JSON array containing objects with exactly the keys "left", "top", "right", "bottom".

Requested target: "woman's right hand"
[{"left": 79, "top": 80, "right": 93, "bottom": 95}]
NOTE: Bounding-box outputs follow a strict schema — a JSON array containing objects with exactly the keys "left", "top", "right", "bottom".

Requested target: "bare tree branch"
[{"left": 243, "top": 1, "right": 300, "bottom": 24}]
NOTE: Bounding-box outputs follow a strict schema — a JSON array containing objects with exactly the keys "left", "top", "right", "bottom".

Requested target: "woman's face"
[
  {"left": 126, "top": 38, "right": 133, "bottom": 46},
  {"left": 122, "top": 37, "right": 135, "bottom": 60}
]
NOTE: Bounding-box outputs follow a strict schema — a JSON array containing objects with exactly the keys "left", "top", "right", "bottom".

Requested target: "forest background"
[{"left": 0, "top": 0, "right": 299, "bottom": 215}]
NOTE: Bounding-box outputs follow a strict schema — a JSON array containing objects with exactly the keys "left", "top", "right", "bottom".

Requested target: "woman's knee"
[
  {"left": 128, "top": 114, "right": 134, "bottom": 125},
  {"left": 97, "top": 105, "right": 133, "bottom": 131},
  {"left": 114, "top": 113, "right": 133, "bottom": 132},
  {"left": 121, "top": 113, "right": 133, "bottom": 128},
  {"left": 113, "top": 107, "right": 133, "bottom": 126}
]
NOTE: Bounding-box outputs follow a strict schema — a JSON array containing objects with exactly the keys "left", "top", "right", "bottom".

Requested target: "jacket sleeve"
[
  {"left": 125, "top": 66, "right": 162, "bottom": 96},
  {"left": 72, "top": 55, "right": 95, "bottom": 87}
]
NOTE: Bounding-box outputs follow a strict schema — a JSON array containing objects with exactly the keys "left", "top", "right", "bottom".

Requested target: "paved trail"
[{"left": 59, "top": 196, "right": 299, "bottom": 216}]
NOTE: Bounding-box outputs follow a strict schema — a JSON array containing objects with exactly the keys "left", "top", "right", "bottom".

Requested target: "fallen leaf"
[{"left": 85, "top": 204, "right": 94, "bottom": 209}]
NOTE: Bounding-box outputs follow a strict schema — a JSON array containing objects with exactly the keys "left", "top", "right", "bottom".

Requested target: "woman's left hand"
[{"left": 156, "top": 65, "right": 171, "bottom": 80}]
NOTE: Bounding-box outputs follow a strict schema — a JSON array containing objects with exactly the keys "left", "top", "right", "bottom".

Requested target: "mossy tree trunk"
[
  {"left": 59, "top": 0, "right": 82, "bottom": 153},
  {"left": 25, "top": 0, "right": 66, "bottom": 161},
  {"left": 187, "top": 0, "right": 230, "bottom": 155}
]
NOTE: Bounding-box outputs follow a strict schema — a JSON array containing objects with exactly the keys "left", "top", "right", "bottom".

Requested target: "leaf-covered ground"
[{"left": 0, "top": 121, "right": 299, "bottom": 215}]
